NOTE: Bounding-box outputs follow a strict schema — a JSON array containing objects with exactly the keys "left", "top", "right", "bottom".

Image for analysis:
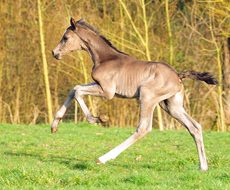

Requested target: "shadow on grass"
[
  {"left": 4, "top": 152, "right": 91, "bottom": 170},
  {"left": 117, "top": 161, "right": 193, "bottom": 172}
]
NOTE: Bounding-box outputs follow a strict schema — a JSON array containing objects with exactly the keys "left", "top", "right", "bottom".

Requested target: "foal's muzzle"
[{"left": 52, "top": 50, "right": 61, "bottom": 60}]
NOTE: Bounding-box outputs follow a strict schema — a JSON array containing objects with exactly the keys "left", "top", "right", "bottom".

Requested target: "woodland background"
[{"left": 0, "top": 0, "right": 229, "bottom": 131}]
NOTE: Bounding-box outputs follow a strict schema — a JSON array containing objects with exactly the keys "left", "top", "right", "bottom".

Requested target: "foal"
[{"left": 52, "top": 17, "right": 218, "bottom": 171}]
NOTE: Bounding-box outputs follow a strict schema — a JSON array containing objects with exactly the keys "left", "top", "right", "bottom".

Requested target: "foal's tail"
[{"left": 178, "top": 71, "right": 219, "bottom": 85}]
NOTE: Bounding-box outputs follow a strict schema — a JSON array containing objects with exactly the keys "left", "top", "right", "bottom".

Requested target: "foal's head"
[{"left": 52, "top": 17, "right": 86, "bottom": 60}]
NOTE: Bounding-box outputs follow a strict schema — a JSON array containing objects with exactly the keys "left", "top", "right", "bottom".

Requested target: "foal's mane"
[{"left": 77, "top": 21, "right": 127, "bottom": 55}]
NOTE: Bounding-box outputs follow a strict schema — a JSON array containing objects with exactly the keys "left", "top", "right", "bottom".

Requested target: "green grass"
[{"left": 0, "top": 123, "right": 229, "bottom": 190}]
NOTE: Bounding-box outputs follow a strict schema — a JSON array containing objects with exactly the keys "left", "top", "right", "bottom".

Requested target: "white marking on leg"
[
  {"left": 98, "top": 132, "right": 141, "bottom": 163},
  {"left": 98, "top": 149, "right": 121, "bottom": 164},
  {"left": 55, "top": 106, "right": 67, "bottom": 118},
  {"left": 77, "top": 98, "right": 92, "bottom": 118}
]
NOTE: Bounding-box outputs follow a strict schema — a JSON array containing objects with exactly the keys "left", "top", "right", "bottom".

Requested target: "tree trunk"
[
  {"left": 223, "top": 37, "right": 230, "bottom": 124},
  {"left": 13, "top": 84, "right": 20, "bottom": 124},
  {"left": 165, "top": 0, "right": 174, "bottom": 65},
  {"left": 37, "top": 0, "right": 53, "bottom": 123}
]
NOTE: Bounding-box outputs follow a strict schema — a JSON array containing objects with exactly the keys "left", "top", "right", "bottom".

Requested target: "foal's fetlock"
[
  {"left": 198, "top": 165, "right": 208, "bottom": 172},
  {"left": 87, "top": 116, "right": 97, "bottom": 124}
]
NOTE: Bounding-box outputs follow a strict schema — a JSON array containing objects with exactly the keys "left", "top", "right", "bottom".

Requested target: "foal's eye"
[{"left": 63, "top": 37, "right": 68, "bottom": 42}]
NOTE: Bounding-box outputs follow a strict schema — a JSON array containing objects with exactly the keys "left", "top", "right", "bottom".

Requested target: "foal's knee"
[{"left": 73, "top": 85, "right": 82, "bottom": 99}]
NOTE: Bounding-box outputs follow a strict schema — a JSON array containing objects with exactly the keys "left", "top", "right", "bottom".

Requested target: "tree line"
[{"left": 0, "top": 0, "right": 229, "bottom": 131}]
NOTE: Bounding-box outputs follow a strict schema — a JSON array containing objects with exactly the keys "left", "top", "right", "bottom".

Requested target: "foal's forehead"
[{"left": 63, "top": 26, "right": 74, "bottom": 36}]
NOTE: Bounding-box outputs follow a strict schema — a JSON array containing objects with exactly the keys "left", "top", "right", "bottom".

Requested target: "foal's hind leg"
[
  {"left": 159, "top": 90, "right": 208, "bottom": 171},
  {"left": 97, "top": 90, "right": 158, "bottom": 164},
  {"left": 51, "top": 82, "right": 109, "bottom": 133}
]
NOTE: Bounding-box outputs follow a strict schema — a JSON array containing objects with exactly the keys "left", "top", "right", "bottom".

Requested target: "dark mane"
[
  {"left": 78, "top": 22, "right": 128, "bottom": 55},
  {"left": 99, "top": 35, "right": 128, "bottom": 55},
  {"left": 77, "top": 21, "right": 100, "bottom": 34}
]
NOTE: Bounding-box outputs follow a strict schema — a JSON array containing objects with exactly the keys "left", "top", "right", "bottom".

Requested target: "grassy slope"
[{"left": 0, "top": 123, "right": 229, "bottom": 190}]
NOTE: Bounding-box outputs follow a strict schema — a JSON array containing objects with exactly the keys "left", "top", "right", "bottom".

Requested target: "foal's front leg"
[
  {"left": 51, "top": 82, "right": 109, "bottom": 133},
  {"left": 74, "top": 83, "right": 109, "bottom": 124},
  {"left": 51, "top": 89, "right": 75, "bottom": 133}
]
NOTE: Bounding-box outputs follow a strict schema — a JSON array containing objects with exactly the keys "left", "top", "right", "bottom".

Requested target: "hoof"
[
  {"left": 198, "top": 166, "right": 208, "bottom": 172},
  {"left": 99, "top": 115, "right": 109, "bottom": 123},
  {"left": 96, "top": 159, "right": 104, "bottom": 165},
  {"left": 51, "top": 127, "right": 58, "bottom": 134}
]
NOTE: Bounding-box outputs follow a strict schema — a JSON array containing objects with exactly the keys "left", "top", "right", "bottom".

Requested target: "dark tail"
[{"left": 178, "top": 71, "right": 219, "bottom": 85}]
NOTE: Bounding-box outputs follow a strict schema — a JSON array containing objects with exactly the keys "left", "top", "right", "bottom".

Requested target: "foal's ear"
[
  {"left": 70, "top": 18, "right": 77, "bottom": 29},
  {"left": 78, "top": 17, "right": 86, "bottom": 24}
]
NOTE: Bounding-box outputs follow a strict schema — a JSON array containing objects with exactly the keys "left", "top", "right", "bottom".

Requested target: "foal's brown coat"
[{"left": 52, "top": 18, "right": 218, "bottom": 171}]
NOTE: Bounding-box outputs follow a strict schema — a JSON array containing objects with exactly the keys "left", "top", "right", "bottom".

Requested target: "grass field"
[{"left": 0, "top": 123, "right": 229, "bottom": 190}]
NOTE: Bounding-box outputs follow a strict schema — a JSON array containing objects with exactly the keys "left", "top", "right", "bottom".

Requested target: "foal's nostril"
[{"left": 52, "top": 51, "right": 54, "bottom": 56}]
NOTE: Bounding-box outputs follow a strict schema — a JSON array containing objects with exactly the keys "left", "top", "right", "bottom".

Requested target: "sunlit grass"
[{"left": 0, "top": 123, "right": 229, "bottom": 189}]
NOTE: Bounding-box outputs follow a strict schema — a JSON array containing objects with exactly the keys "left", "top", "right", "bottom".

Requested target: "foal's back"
[{"left": 93, "top": 54, "right": 182, "bottom": 99}]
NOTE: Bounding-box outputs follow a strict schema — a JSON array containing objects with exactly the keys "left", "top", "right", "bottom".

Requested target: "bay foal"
[{"left": 52, "top": 17, "right": 218, "bottom": 171}]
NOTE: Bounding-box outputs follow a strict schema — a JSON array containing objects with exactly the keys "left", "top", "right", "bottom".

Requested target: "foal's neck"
[{"left": 85, "top": 35, "right": 120, "bottom": 65}]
